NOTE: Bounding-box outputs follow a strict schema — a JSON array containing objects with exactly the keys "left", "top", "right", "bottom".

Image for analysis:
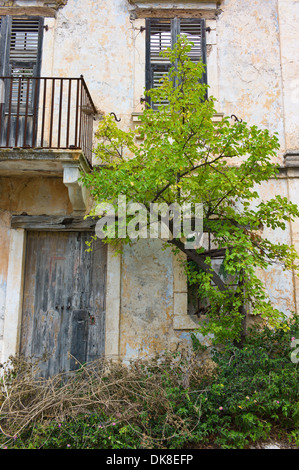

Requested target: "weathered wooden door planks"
[{"left": 20, "top": 231, "right": 107, "bottom": 377}]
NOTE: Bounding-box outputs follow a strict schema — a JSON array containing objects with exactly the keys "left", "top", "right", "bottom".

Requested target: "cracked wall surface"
[
  {"left": 217, "top": 0, "right": 285, "bottom": 163},
  {"left": 0, "top": 0, "right": 299, "bottom": 359},
  {"left": 0, "top": 212, "right": 10, "bottom": 359}
]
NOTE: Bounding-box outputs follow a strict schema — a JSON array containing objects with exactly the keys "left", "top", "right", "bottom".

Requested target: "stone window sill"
[
  {"left": 128, "top": 1, "right": 223, "bottom": 19},
  {"left": 128, "top": 1, "right": 222, "bottom": 10},
  {"left": 131, "top": 111, "right": 224, "bottom": 123}
]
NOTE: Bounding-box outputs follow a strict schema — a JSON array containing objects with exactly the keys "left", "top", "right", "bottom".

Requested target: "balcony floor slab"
[{"left": 0, "top": 148, "right": 90, "bottom": 177}]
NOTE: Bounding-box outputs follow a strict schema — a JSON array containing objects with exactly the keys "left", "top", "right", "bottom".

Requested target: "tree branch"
[{"left": 168, "top": 238, "right": 227, "bottom": 292}]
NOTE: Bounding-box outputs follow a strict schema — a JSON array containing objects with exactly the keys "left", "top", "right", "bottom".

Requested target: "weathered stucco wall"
[
  {"left": 0, "top": 211, "right": 10, "bottom": 359},
  {"left": 0, "top": 177, "right": 72, "bottom": 215},
  {"left": 277, "top": 0, "right": 299, "bottom": 310},
  {"left": 42, "top": 0, "right": 135, "bottom": 125},
  {"left": 46, "top": 0, "right": 298, "bottom": 353},
  {"left": 278, "top": 0, "right": 299, "bottom": 151},
  {"left": 254, "top": 176, "right": 296, "bottom": 314},
  {"left": 119, "top": 239, "right": 202, "bottom": 360},
  {"left": 1, "top": 0, "right": 299, "bottom": 360},
  {"left": 120, "top": 239, "right": 175, "bottom": 359},
  {"left": 217, "top": 0, "right": 285, "bottom": 162}
]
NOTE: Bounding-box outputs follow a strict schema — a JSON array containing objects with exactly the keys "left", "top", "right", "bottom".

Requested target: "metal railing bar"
[
  {"left": 57, "top": 78, "right": 63, "bottom": 149},
  {"left": 6, "top": 79, "right": 13, "bottom": 147},
  {"left": 49, "top": 78, "right": 55, "bottom": 148},
  {"left": 66, "top": 78, "right": 72, "bottom": 149},
  {"left": 15, "top": 77, "right": 22, "bottom": 147},
  {"left": 32, "top": 78, "right": 39, "bottom": 147},
  {"left": 40, "top": 77, "right": 47, "bottom": 148}
]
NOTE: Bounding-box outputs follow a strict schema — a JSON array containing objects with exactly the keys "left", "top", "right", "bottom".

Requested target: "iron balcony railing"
[{"left": 0, "top": 75, "right": 97, "bottom": 166}]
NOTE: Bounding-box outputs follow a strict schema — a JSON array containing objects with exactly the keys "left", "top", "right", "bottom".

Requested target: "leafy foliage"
[
  {"left": 82, "top": 37, "right": 299, "bottom": 344},
  {"left": 198, "top": 315, "right": 299, "bottom": 448},
  {"left": 1, "top": 317, "right": 298, "bottom": 449}
]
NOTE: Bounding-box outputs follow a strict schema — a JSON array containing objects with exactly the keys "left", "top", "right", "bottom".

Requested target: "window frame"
[
  {"left": 0, "top": 15, "right": 44, "bottom": 76},
  {"left": 145, "top": 17, "right": 207, "bottom": 109},
  {"left": 0, "top": 15, "right": 44, "bottom": 114}
]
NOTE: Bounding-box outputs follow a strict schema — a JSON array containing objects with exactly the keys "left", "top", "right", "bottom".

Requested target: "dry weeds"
[{"left": 0, "top": 348, "right": 217, "bottom": 444}]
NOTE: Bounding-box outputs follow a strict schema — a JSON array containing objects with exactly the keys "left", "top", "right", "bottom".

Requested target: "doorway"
[{"left": 20, "top": 231, "right": 107, "bottom": 377}]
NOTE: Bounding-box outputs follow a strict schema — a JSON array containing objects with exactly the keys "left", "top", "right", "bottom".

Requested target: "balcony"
[
  {"left": 0, "top": 75, "right": 97, "bottom": 169},
  {"left": 0, "top": 75, "right": 97, "bottom": 213}
]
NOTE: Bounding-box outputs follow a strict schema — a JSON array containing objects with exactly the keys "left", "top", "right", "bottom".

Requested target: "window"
[
  {"left": 145, "top": 18, "right": 207, "bottom": 109},
  {"left": 0, "top": 16, "right": 44, "bottom": 113}
]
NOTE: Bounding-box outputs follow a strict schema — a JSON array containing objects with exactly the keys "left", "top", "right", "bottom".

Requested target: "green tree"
[{"left": 81, "top": 37, "right": 299, "bottom": 346}]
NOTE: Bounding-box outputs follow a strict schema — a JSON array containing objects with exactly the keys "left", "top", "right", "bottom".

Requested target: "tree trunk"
[
  {"left": 168, "top": 238, "right": 227, "bottom": 292},
  {"left": 169, "top": 238, "right": 248, "bottom": 347}
]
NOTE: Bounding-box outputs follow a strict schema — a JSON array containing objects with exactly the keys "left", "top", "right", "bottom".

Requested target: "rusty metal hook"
[
  {"left": 110, "top": 112, "right": 121, "bottom": 122},
  {"left": 231, "top": 114, "right": 243, "bottom": 123}
]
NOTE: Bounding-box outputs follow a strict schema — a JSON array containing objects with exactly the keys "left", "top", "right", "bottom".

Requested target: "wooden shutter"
[
  {"left": 0, "top": 16, "right": 43, "bottom": 146},
  {"left": 179, "top": 19, "right": 206, "bottom": 61},
  {"left": 146, "top": 18, "right": 207, "bottom": 108},
  {"left": 0, "top": 15, "right": 10, "bottom": 75},
  {"left": 9, "top": 17, "right": 42, "bottom": 75},
  {"left": 146, "top": 19, "right": 172, "bottom": 109},
  {"left": 179, "top": 19, "right": 207, "bottom": 87},
  {"left": 8, "top": 17, "right": 43, "bottom": 113},
  {"left": 0, "top": 16, "right": 43, "bottom": 113}
]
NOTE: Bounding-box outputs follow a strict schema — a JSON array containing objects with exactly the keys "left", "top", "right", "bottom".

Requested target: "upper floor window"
[
  {"left": 0, "top": 16, "right": 44, "bottom": 112},
  {"left": 0, "top": 16, "right": 44, "bottom": 76},
  {"left": 145, "top": 18, "right": 207, "bottom": 109}
]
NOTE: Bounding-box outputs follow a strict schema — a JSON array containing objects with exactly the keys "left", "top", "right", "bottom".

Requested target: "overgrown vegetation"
[
  {"left": 1, "top": 316, "right": 298, "bottom": 449},
  {"left": 81, "top": 37, "right": 299, "bottom": 345}
]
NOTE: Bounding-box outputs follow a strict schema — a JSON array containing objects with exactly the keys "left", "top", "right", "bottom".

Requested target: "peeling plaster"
[
  {"left": 0, "top": 211, "right": 11, "bottom": 355},
  {"left": 217, "top": 0, "right": 285, "bottom": 160},
  {"left": 0, "top": 178, "right": 72, "bottom": 215},
  {"left": 0, "top": 0, "right": 299, "bottom": 360}
]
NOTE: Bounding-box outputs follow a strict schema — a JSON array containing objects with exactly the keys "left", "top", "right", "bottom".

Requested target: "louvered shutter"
[
  {"left": 179, "top": 19, "right": 206, "bottom": 62},
  {"left": 179, "top": 19, "right": 207, "bottom": 87},
  {"left": 0, "top": 16, "right": 43, "bottom": 113},
  {"left": 0, "top": 15, "right": 9, "bottom": 75},
  {"left": 8, "top": 17, "right": 43, "bottom": 113},
  {"left": 146, "top": 19, "right": 172, "bottom": 109},
  {"left": 0, "top": 16, "right": 43, "bottom": 147},
  {"left": 9, "top": 17, "right": 42, "bottom": 74},
  {"left": 146, "top": 18, "right": 207, "bottom": 109},
  {"left": 0, "top": 17, "right": 3, "bottom": 105}
]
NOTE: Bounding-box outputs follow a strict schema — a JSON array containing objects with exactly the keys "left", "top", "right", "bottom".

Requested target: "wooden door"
[{"left": 20, "top": 231, "right": 107, "bottom": 378}]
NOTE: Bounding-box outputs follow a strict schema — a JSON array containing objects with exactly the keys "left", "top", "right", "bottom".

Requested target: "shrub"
[
  {"left": 0, "top": 316, "right": 298, "bottom": 449},
  {"left": 197, "top": 315, "right": 299, "bottom": 448}
]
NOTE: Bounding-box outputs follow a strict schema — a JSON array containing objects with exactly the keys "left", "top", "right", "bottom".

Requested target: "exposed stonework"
[
  {"left": 0, "top": 0, "right": 67, "bottom": 9},
  {"left": 44, "top": 0, "right": 68, "bottom": 8},
  {"left": 128, "top": 0, "right": 223, "bottom": 19},
  {"left": 0, "top": 0, "right": 68, "bottom": 16},
  {"left": 284, "top": 151, "right": 299, "bottom": 168},
  {"left": 128, "top": 0, "right": 222, "bottom": 8}
]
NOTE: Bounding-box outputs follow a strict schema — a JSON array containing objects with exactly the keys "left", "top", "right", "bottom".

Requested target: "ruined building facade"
[{"left": 0, "top": 0, "right": 298, "bottom": 374}]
